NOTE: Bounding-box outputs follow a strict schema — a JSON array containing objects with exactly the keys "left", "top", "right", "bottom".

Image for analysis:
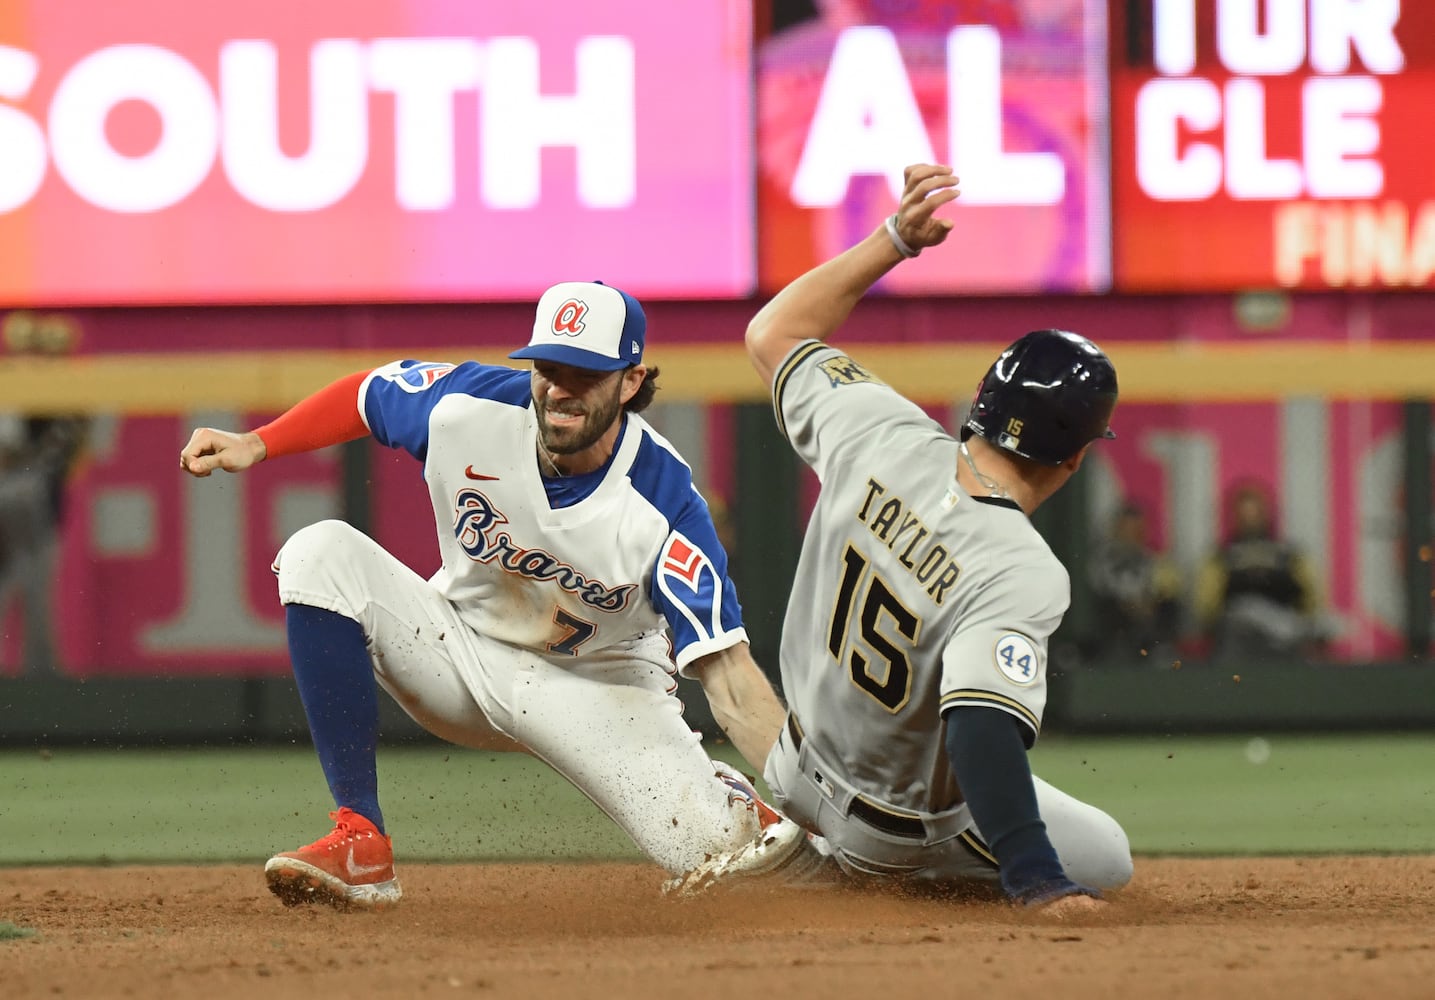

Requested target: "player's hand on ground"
[
  {"left": 1013, "top": 877, "right": 1106, "bottom": 916},
  {"left": 1036, "top": 892, "right": 1107, "bottom": 918},
  {"left": 180, "top": 427, "right": 267, "bottom": 477},
  {"left": 893, "top": 164, "right": 960, "bottom": 251}
]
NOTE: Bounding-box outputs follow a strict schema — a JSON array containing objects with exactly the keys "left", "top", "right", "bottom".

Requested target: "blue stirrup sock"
[{"left": 285, "top": 603, "right": 386, "bottom": 835}]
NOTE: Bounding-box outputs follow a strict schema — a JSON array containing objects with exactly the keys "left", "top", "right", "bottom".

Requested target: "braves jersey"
[
  {"left": 772, "top": 342, "right": 1069, "bottom": 813},
  {"left": 359, "top": 359, "right": 746, "bottom": 669}
]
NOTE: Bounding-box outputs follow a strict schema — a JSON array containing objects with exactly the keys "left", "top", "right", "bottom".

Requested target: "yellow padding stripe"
[{"left": 4, "top": 339, "right": 1435, "bottom": 414}]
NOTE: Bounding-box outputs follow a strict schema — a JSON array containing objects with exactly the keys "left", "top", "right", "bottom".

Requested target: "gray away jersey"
[{"left": 773, "top": 341, "right": 1071, "bottom": 814}]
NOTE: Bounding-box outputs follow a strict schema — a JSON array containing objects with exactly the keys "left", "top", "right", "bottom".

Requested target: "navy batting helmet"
[{"left": 961, "top": 329, "right": 1118, "bottom": 466}]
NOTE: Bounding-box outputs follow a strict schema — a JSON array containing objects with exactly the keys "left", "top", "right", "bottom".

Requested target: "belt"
[{"left": 785, "top": 714, "right": 927, "bottom": 841}]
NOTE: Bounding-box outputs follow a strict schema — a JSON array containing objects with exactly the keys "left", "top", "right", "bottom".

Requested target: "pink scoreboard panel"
[
  {"left": 0, "top": 1, "right": 754, "bottom": 304},
  {"left": 756, "top": 1, "right": 1113, "bottom": 295},
  {"left": 1111, "top": 0, "right": 1435, "bottom": 292}
]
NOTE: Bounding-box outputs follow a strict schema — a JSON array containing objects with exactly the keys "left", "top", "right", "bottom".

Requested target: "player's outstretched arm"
[
  {"left": 180, "top": 428, "right": 267, "bottom": 477},
  {"left": 688, "top": 642, "right": 787, "bottom": 775},
  {"left": 179, "top": 370, "right": 372, "bottom": 478},
  {"left": 744, "top": 163, "right": 959, "bottom": 387}
]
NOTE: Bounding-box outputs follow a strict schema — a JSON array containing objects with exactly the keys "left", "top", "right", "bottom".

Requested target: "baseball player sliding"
[
  {"left": 180, "top": 280, "right": 821, "bottom": 908},
  {"left": 674, "top": 165, "right": 1133, "bottom": 913}
]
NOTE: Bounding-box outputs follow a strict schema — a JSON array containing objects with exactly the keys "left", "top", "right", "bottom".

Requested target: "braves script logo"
[
  {"left": 660, "top": 533, "right": 712, "bottom": 593},
  {"left": 551, "top": 299, "right": 588, "bottom": 337},
  {"left": 453, "top": 488, "right": 635, "bottom": 613}
]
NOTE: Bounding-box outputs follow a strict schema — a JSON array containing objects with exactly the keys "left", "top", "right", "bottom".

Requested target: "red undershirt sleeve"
[{"left": 253, "top": 370, "right": 372, "bottom": 460}]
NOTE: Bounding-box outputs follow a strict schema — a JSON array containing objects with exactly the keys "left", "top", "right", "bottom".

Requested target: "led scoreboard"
[
  {"left": 0, "top": 1, "right": 754, "bottom": 306},
  {"left": 1111, "top": 0, "right": 1435, "bottom": 291}
]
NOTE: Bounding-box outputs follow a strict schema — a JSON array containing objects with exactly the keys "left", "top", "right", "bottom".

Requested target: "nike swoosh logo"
[
  {"left": 346, "top": 846, "right": 389, "bottom": 879},
  {"left": 465, "top": 465, "right": 500, "bottom": 481}
]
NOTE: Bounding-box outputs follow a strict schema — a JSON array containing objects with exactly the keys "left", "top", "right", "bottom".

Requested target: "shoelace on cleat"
[{"left": 308, "top": 810, "right": 375, "bottom": 852}]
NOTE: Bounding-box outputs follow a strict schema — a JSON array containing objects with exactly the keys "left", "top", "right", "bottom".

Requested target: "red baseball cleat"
[{"left": 264, "top": 807, "right": 402, "bottom": 910}]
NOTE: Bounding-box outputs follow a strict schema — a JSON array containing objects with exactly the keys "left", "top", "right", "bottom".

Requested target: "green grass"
[
  {"left": 1031, "top": 733, "right": 1435, "bottom": 854},
  {"left": 1, "top": 733, "right": 1432, "bottom": 865},
  {"left": 0, "top": 746, "right": 639, "bottom": 865},
  {"left": 0, "top": 922, "right": 38, "bottom": 940}
]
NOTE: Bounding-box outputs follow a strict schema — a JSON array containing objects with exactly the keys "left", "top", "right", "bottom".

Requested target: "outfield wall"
[
  {"left": 3, "top": 662, "right": 1434, "bottom": 748},
  {"left": 0, "top": 291, "right": 1431, "bottom": 740}
]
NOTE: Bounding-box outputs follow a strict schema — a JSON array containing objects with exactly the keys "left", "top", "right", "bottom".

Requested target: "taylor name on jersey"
[{"left": 856, "top": 476, "right": 962, "bottom": 605}]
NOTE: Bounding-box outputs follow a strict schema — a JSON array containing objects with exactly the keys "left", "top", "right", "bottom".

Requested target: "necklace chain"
[
  {"left": 959, "top": 442, "right": 1010, "bottom": 500},
  {"left": 539, "top": 446, "right": 566, "bottom": 478}
]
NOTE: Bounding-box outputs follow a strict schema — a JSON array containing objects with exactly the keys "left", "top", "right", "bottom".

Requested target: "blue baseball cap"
[{"left": 509, "top": 281, "right": 646, "bottom": 372}]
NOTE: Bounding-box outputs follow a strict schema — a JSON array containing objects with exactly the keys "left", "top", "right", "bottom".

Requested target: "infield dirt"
[{"left": 3, "top": 856, "right": 1433, "bottom": 999}]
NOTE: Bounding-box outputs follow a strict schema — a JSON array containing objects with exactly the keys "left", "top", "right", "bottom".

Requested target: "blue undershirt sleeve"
[{"left": 943, "top": 705, "right": 1101, "bottom": 907}]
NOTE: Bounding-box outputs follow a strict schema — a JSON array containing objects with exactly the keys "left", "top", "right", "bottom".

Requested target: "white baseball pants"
[
  {"left": 765, "top": 718, "right": 1133, "bottom": 890},
  {"left": 274, "top": 519, "right": 760, "bottom": 874}
]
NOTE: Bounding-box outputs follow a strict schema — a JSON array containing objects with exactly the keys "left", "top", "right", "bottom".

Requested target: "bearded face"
[{"left": 531, "top": 363, "right": 628, "bottom": 456}]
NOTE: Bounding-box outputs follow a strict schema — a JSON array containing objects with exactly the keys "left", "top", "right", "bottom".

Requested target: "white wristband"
[{"left": 885, "top": 214, "right": 920, "bottom": 259}]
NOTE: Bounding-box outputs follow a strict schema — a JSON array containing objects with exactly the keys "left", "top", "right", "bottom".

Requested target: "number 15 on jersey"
[{"left": 827, "top": 544, "right": 922, "bottom": 712}]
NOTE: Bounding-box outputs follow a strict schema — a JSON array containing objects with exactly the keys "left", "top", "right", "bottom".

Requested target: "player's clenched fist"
[{"left": 180, "top": 427, "right": 267, "bottom": 477}]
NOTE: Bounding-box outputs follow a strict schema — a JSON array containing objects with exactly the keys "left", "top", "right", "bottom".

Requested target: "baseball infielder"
[
  {"left": 677, "top": 165, "right": 1133, "bottom": 911},
  {"left": 180, "top": 281, "right": 816, "bottom": 908}
]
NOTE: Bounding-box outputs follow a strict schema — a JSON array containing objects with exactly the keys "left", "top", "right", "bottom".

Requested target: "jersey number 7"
[
  {"left": 547, "top": 607, "right": 598, "bottom": 656},
  {"left": 827, "top": 544, "right": 920, "bottom": 712}
]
